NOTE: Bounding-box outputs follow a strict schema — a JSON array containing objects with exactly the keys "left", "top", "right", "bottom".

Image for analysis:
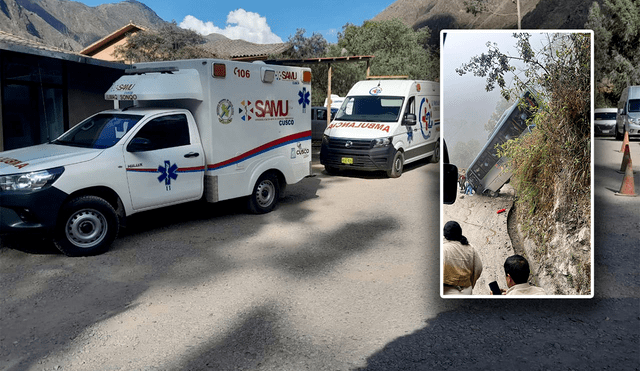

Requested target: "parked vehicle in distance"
[
  {"left": 616, "top": 86, "right": 640, "bottom": 140},
  {"left": 0, "top": 59, "right": 312, "bottom": 256},
  {"left": 320, "top": 79, "right": 440, "bottom": 178},
  {"left": 311, "top": 106, "right": 336, "bottom": 142},
  {"left": 324, "top": 94, "right": 345, "bottom": 111},
  {"left": 594, "top": 108, "right": 617, "bottom": 137},
  {"left": 466, "top": 90, "right": 538, "bottom": 196}
]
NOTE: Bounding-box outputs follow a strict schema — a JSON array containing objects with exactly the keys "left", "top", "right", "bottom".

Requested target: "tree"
[
  {"left": 586, "top": 0, "right": 640, "bottom": 107},
  {"left": 272, "top": 29, "right": 332, "bottom": 106},
  {"left": 114, "top": 22, "right": 217, "bottom": 63},
  {"left": 279, "top": 28, "right": 328, "bottom": 59},
  {"left": 337, "top": 19, "right": 437, "bottom": 81},
  {"left": 274, "top": 21, "right": 438, "bottom": 106}
]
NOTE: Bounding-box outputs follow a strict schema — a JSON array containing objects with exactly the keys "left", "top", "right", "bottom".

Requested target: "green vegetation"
[
  {"left": 458, "top": 33, "right": 591, "bottom": 293},
  {"left": 113, "top": 22, "right": 215, "bottom": 63},
  {"left": 587, "top": 0, "right": 640, "bottom": 107},
  {"left": 499, "top": 33, "right": 590, "bottom": 247},
  {"left": 275, "top": 20, "right": 438, "bottom": 106}
]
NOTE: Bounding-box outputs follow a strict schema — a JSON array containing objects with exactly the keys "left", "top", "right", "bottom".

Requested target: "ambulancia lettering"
[
  {"left": 0, "top": 157, "right": 29, "bottom": 169},
  {"left": 327, "top": 122, "right": 391, "bottom": 133}
]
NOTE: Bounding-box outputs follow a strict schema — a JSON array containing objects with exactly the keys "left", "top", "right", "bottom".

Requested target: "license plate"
[{"left": 341, "top": 157, "right": 353, "bottom": 165}]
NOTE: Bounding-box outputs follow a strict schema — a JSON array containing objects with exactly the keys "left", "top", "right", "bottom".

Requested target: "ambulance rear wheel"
[
  {"left": 54, "top": 196, "right": 119, "bottom": 257},
  {"left": 248, "top": 172, "right": 280, "bottom": 214},
  {"left": 430, "top": 141, "right": 440, "bottom": 163},
  {"left": 387, "top": 150, "right": 404, "bottom": 178}
]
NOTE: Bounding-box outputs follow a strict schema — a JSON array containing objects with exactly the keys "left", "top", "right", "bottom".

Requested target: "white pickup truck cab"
[
  {"left": 0, "top": 59, "right": 312, "bottom": 256},
  {"left": 320, "top": 79, "right": 440, "bottom": 177}
]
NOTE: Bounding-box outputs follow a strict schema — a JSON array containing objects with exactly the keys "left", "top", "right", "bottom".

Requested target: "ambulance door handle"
[{"left": 184, "top": 152, "right": 200, "bottom": 158}]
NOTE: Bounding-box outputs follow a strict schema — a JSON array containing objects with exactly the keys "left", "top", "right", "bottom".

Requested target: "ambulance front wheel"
[
  {"left": 54, "top": 196, "right": 119, "bottom": 257},
  {"left": 248, "top": 172, "right": 280, "bottom": 214},
  {"left": 387, "top": 150, "right": 404, "bottom": 178}
]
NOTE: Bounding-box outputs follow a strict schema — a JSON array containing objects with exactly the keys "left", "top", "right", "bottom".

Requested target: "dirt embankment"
[{"left": 445, "top": 180, "right": 590, "bottom": 296}]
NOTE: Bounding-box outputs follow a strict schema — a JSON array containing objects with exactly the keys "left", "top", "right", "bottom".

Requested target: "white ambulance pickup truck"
[
  {"left": 320, "top": 79, "right": 440, "bottom": 177},
  {"left": 0, "top": 59, "right": 312, "bottom": 256}
]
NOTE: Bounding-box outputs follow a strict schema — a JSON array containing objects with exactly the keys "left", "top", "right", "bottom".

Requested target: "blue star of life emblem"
[
  {"left": 298, "top": 87, "right": 310, "bottom": 113},
  {"left": 157, "top": 160, "right": 178, "bottom": 186}
]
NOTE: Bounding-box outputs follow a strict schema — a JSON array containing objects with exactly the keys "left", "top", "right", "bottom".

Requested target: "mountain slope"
[
  {"left": 0, "top": 0, "right": 166, "bottom": 51},
  {"left": 373, "top": 0, "right": 596, "bottom": 47}
]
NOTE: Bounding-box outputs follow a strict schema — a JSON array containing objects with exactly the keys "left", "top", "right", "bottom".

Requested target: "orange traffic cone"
[
  {"left": 617, "top": 143, "right": 634, "bottom": 173},
  {"left": 615, "top": 152, "right": 637, "bottom": 197},
  {"left": 619, "top": 131, "right": 630, "bottom": 152}
]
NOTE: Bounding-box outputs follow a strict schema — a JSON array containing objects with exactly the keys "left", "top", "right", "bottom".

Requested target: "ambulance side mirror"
[
  {"left": 402, "top": 113, "right": 417, "bottom": 126},
  {"left": 127, "top": 137, "right": 152, "bottom": 152},
  {"left": 443, "top": 164, "right": 458, "bottom": 205},
  {"left": 443, "top": 139, "right": 457, "bottom": 204}
]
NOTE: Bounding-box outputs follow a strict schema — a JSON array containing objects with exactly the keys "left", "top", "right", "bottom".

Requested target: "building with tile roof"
[{"left": 79, "top": 23, "right": 146, "bottom": 62}]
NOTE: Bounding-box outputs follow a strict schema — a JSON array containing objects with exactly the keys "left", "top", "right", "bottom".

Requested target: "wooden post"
[
  {"left": 327, "top": 63, "right": 332, "bottom": 134},
  {"left": 517, "top": 0, "right": 521, "bottom": 30}
]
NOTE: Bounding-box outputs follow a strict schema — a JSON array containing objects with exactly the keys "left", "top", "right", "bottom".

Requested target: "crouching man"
[{"left": 503, "top": 255, "right": 546, "bottom": 295}]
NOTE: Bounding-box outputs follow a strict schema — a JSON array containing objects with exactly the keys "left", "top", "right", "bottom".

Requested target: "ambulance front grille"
[{"left": 326, "top": 138, "right": 373, "bottom": 150}]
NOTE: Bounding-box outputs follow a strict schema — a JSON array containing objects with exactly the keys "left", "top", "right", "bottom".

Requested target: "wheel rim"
[
  {"left": 65, "top": 209, "right": 108, "bottom": 248},
  {"left": 394, "top": 156, "right": 403, "bottom": 173},
  {"left": 256, "top": 180, "right": 276, "bottom": 208}
]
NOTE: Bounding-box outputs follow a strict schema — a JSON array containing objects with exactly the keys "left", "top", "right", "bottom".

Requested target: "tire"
[
  {"left": 615, "top": 124, "right": 623, "bottom": 140},
  {"left": 387, "top": 150, "right": 404, "bottom": 178},
  {"left": 54, "top": 196, "right": 119, "bottom": 257},
  {"left": 430, "top": 140, "right": 440, "bottom": 163},
  {"left": 247, "top": 172, "right": 280, "bottom": 214}
]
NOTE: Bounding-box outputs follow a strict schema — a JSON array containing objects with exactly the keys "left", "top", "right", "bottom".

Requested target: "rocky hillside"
[
  {"left": 374, "top": 0, "right": 600, "bottom": 46},
  {"left": 0, "top": 0, "right": 166, "bottom": 51},
  {"left": 1, "top": 0, "right": 601, "bottom": 53}
]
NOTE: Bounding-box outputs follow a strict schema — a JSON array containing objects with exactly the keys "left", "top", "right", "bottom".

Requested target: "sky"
[{"left": 76, "top": 0, "right": 396, "bottom": 44}]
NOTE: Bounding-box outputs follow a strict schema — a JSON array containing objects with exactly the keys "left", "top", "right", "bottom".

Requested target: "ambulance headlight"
[
  {"left": 372, "top": 137, "right": 392, "bottom": 148},
  {"left": 322, "top": 134, "right": 330, "bottom": 145},
  {"left": 0, "top": 167, "right": 64, "bottom": 191}
]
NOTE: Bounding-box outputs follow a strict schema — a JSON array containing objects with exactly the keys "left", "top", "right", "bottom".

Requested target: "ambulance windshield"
[
  {"left": 53, "top": 114, "right": 143, "bottom": 149},
  {"left": 628, "top": 99, "right": 640, "bottom": 112},
  {"left": 334, "top": 96, "right": 404, "bottom": 122}
]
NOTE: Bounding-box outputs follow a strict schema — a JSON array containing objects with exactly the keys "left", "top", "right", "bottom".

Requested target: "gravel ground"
[{"left": 1, "top": 139, "right": 638, "bottom": 370}]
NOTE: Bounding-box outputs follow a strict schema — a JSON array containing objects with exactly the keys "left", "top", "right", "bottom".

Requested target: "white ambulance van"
[
  {"left": 0, "top": 59, "right": 312, "bottom": 256},
  {"left": 616, "top": 85, "right": 640, "bottom": 140},
  {"left": 320, "top": 79, "right": 439, "bottom": 177}
]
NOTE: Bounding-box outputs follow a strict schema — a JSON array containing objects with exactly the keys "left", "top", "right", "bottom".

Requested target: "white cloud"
[{"left": 179, "top": 9, "right": 283, "bottom": 44}]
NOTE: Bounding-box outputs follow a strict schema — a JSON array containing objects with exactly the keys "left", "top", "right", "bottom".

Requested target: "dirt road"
[
  {"left": 1, "top": 156, "right": 448, "bottom": 371},
  {"left": 1, "top": 139, "right": 638, "bottom": 370},
  {"left": 442, "top": 183, "right": 517, "bottom": 295}
]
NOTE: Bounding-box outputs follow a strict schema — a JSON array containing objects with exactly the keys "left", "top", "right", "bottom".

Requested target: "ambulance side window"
[
  {"left": 405, "top": 96, "right": 416, "bottom": 116},
  {"left": 133, "top": 114, "right": 190, "bottom": 151}
]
